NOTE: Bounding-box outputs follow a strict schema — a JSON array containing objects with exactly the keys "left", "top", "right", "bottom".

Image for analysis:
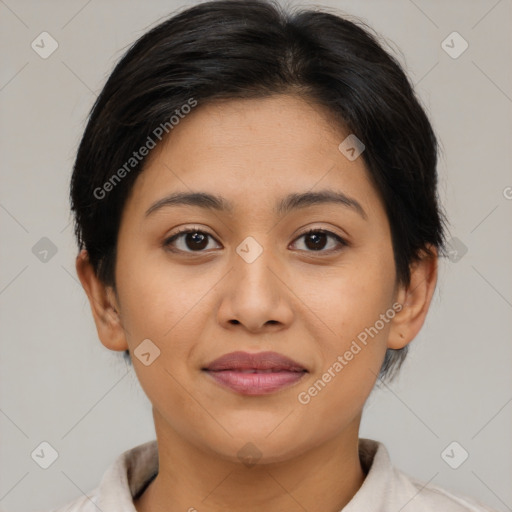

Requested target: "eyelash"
[{"left": 163, "top": 226, "right": 348, "bottom": 255}]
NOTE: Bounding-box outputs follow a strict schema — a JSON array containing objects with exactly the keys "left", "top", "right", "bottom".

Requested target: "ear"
[
  {"left": 387, "top": 245, "right": 438, "bottom": 350},
  {"left": 75, "top": 249, "right": 128, "bottom": 352}
]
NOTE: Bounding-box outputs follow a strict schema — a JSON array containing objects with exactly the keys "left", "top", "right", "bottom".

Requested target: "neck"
[{"left": 134, "top": 409, "right": 366, "bottom": 512}]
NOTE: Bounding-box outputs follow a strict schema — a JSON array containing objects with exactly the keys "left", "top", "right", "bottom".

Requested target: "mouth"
[{"left": 202, "top": 351, "right": 308, "bottom": 395}]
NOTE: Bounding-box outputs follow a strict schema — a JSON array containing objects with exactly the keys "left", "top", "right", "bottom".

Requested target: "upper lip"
[{"left": 203, "top": 351, "right": 308, "bottom": 372}]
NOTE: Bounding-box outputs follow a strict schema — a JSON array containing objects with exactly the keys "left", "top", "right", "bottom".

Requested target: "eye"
[
  {"left": 163, "top": 227, "right": 221, "bottom": 253},
  {"left": 163, "top": 227, "right": 347, "bottom": 254},
  {"left": 291, "top": 228, "right": 347, "bottom": 253}
]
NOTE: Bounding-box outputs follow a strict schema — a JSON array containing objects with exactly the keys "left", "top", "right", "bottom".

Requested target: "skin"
[{"left": 76, "top": 94, "right": 438, "bottom": 512}]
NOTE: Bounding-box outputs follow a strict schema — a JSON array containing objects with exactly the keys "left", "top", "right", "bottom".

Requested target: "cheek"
[
  {"left": 116, "top": 251, "right": 218, "bottom": 382},
  {"left": 116, "top": 247, "right": 201, "bottom": 335},
  {"left": 115, "top": 258, "right": 204, "bottom": 407},
  {"left": 299, "top": 246, "right": 395, "bottom": 381},
  {"left": 294, "top": 271, "right": 393, "bottom": 432},
  {"left": 305, "top": 250, "right": 394, "bottom": 335}
]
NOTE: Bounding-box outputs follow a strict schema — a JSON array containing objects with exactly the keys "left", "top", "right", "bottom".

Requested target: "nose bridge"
[
  {"left": 218, "top": 233, "right": 292, "bottom": 330},
  {"left": 233, "top": 233, "right": 280, "bottom": 299}
]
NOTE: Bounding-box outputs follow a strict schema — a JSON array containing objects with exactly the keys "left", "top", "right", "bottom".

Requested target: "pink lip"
[
  {"left": 204, "top": 369, "right": 306, "bottom": 395},
  {"left": 202, "top": 351, "right": 308, "bottom": 395},
  {"left": 203, "top": 350, "right": 307, "bottom": 372}
]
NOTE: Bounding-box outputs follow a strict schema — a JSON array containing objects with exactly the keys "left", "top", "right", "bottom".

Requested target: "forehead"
[
  {"left": 155, "top": 94, "right": 346, "bottom": 161},
  {"left": 123, "top": 94, "right": 384, "bottom": 222}
]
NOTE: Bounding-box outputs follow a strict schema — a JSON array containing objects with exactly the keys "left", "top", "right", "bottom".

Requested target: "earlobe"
[
  {"left": 75, "top": 249, "right": 129, "bottom": 352},
  {"left": 387, "top": 246, "right": 438, "bottom": 350}
]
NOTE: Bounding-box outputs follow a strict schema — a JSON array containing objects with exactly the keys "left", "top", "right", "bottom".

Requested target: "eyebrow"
[{"left": 144, "top": 189, "right": 368, "bottom": 220}]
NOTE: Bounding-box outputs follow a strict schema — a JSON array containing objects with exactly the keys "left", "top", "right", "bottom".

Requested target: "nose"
[{"left": 216, "top": 243, "right": 294, "bottom": 333}]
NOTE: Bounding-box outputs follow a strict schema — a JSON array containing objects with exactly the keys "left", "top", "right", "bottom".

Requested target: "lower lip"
[{"left": 203, "top": 370, "right": 307, "bottom": 395}]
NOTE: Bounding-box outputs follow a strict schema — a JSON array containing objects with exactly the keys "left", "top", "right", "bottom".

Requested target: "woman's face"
[{"left": 89, "top": 94, "right": 416, "bottom": 463}]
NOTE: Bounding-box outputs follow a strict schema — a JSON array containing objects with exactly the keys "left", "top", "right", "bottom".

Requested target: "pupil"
[
  {"left": 187, "top": 232, "right": 208, "bottom": 250},
  {"left": 306, "top": 232, "right": 326, "bottom": 251}
]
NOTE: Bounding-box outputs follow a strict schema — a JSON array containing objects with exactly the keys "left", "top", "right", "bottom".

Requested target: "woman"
[{"left": 53, "top": 0, "right": 497, "bottom": 510}]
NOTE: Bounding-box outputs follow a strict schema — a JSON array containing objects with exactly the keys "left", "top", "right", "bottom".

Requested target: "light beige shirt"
[{"left": 47, "top": 438, "right": 497, "bottom": 511}]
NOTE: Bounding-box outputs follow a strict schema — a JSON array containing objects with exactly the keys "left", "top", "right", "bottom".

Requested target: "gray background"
[{"left": 1, "top": 0, "right": 511, "bottom": 511}]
